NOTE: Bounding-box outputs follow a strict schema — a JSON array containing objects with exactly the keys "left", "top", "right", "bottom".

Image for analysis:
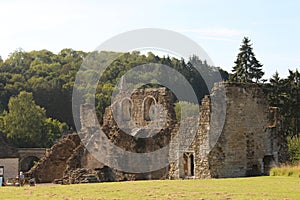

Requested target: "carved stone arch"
[
  {"left": 143, "top": 96, "right": 157, "bottom": 121},
  {"left": 120, "top": 98, "right": 132, "bottom": 121}
]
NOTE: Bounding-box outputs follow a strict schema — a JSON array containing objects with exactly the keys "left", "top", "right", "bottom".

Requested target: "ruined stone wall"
[
  {"left": 208, "top": 83, "right": 282, "bottom": 178},
  {"left": 24, "top": 88, "right": 177, "bottom": 183},
  {"left": 78, "top": 88, "right": 176, "bottom": 180},
  {"left": 81, "top": 83, "right": 285, "bottom": 180},
  {"left": 168, "top": 96, "right": 211, "bottom": 179},
  {"left": 27, "top": 134, "right": 81, "bottom": 183},
  {"left": 103, "top": 87, "right": 176, "bottom": 128},
  {"left": 168, "top": 82, "right": 284, "bottom": 179},
  {"left": 29, "top": 83, "right": 286, "bottom": 183}
]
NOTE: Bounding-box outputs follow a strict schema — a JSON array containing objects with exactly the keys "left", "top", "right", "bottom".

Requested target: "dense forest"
[{"left": 0, "top": 48, "right": 228, "bottom": 147}]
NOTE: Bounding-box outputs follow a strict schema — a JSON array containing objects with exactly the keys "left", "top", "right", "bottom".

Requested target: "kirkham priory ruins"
[
  {"left": 26, "top": 82, "right": 287, "bottom": 183},
  {"left": 97, "top": 82, "right": 286, "bottom": 179}
]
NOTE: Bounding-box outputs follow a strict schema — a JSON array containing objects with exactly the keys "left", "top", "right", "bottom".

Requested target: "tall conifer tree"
[{"left": 230, "top": 37, "right": 264, "bottom": 83}]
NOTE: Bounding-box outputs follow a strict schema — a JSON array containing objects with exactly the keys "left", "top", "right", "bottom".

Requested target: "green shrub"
[
  {"left": 288, "top": 135, "right": 300, "bottom": 163},
  {"left": 174, "top": 101, "right": 199, "bottom": 121}
]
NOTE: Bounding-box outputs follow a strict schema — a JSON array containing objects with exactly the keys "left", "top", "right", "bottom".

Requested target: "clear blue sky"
[{"left": 1, "top": 0, "right": 299, "bottom": 79}]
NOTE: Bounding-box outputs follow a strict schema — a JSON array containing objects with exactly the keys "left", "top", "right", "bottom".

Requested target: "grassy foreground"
[{"left": 1, "top": 176, "right": 300, "bottom": 200}]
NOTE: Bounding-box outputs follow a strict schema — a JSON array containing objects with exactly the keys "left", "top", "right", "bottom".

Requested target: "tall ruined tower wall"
[
  {"left": 208, "top": 83, "right": 283, "bottom": 178},
  {"left": 168, "top": 82, "right": 285, "bottom": 179}
]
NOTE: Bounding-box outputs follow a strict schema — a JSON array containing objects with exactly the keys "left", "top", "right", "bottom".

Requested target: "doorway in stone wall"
[
  {"left": 263, "top": 155, "right": 275, "bottom": 175},
  {"left": 183, "top": 152, "right": 195, "bottom": 177}
]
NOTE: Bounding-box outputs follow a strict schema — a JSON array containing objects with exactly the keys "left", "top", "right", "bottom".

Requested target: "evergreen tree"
[
  {"left": 285, "top": 70, "right": 300, "bottom": 136},
  {"left": 229, "top": 37, "right": 264, "bottom": 83},
  {"left": 268, "top": 71, "right": 283, "bottom": 107},
  {"left": 264, "top": 70, "right": 300, "bottom": 137}
]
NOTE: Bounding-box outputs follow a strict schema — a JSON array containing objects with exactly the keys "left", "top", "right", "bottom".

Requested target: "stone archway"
[
  {"left": 20, "top": 156, "right": 40, "bottom": 172},
  {"left": 18, "top": 148, "right": 47, "bottom": 172},
  {"left": 263, "top": 155, "right": 275, "bottom": 175}
]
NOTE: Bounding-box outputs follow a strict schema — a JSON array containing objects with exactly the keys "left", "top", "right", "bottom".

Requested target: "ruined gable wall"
[
  {"left": 169, "top": 82, "right": 284, "bottom": 179},
  {"left": 208, "top": 83, "right": 280, "bottom": 178},
  {"left": 81, "top": 88, "right": 176, "bottom": 179},
  {"left": 103, "top": 87, "right": 176, "bottom": 128}
]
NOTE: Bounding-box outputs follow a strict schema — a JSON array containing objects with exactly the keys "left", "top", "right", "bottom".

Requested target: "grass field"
[{"left": 1, "top": 176, "right": 300, "bottom": 200}]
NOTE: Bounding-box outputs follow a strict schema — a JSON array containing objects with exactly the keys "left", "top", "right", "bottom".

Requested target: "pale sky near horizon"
[{"left": 1, "top": 0, "right": 300, "bottom": 79}]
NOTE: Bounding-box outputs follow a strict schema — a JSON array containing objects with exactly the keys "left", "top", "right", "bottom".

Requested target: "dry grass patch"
[{"left": 270, "top": 163, "right": 300, "bottom": 177}]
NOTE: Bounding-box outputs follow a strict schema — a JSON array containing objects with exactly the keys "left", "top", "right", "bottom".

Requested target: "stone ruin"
[
  {"left": 169, "top": 83, "right": 287, "bottom": 178},
  {"left": 28, "top": 82, "right": 287, "bottom": 183}
]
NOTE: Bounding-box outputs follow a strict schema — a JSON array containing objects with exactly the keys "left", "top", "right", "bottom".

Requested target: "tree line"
[{"left": 0, "top": 48, "right": 227, "bottom": 147}]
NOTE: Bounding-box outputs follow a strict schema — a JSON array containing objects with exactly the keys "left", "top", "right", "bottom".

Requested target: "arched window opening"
[
  {"left": 143, "top": 96, "right": 156, "bottom": 121},
  {"left": 121, "top": 98, "right": 132, "bottom": 121}
]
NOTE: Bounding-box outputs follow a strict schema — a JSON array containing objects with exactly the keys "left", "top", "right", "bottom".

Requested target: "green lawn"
[{"left": 1, "top": 176, "right": 300, "bottom": 200}]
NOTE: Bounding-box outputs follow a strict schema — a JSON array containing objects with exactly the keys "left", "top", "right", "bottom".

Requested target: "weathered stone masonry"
[
  {"left": 28, "top": 82, "right": 287, "bottom": 183},
  {"left": 168, "top": 82, "right": 286, "bottom": 179}
]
